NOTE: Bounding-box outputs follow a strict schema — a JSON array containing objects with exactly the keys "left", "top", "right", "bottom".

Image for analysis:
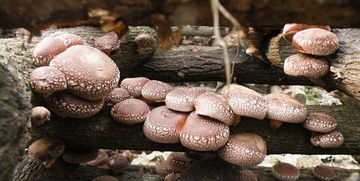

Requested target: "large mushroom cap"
[
  {"left": 50, "top": 45, "right": 120, "bottom": 100},
  {"left": 180, "top": 112, "right": 229, "bottom": 151},
  {"left": 62, "top": 149, "right": 99, "bottom": 164},
  {"left": 221, "top": 84, "right": 268, "bottom": 120},
  {"left": 141, "top": 80, "right": 173, "bottom": 102},
  {"left": 45, "top": 92, "right": 104, "bottom": 118},
  {"left": 194, "top": 92, "right": 234, "bottom": 126},
  {"left": 105, "top": 87, "right": 131, "bottom": 104},
  {"left": 265, "top": 93, "right": 307, "bottom": 123},
  {"left": 310, "top": 130, "right": 344, "bottom": 148},
  {"left": 303, "top": 112, "right": 337, "bottom": 133},
  {"left": 271, "top": 162, "right": 300, "bottom": 181},
  {"left": 284, "top": 54, "right": 329, "bottom": 78},
  {"left": 111, "top": 98, "right": 149, "bottom": 125},
  {"left": 30, "top": 66, "right": 67, "bottom": 95},
  {"left": 218, "top": 133, "right": 267, "bottom": 167},
  {"left": 282, "top": 24, "right": 330, "bottom": 42},
  {"left": 28, "top": 138, "right": 65, "bottom": 161},
  {"left": 312, "top": 165, "right": 336, "bottom": 181},
  {"left": 120, "top": 77, "right": 150, "bottom": 97},
  {"left": 143, "top": 106, "right": 188, "bottom": 143},
  {"left": 165, "top": 87, "right": 206, "bottom": 112},
  {"left": 31, "top": 106, "right": 51, "bottom": 126},
  {"left": 292, "top": 28, "right": 339, "bottom": 56}
]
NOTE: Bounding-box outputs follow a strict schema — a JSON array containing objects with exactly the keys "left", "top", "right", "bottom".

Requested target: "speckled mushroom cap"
[
  {"left": 282, "top": 24, "right": 331, "bottom": 42},
  {"left": 30, "top": 66, "right": 67, "bottom": 96},
  {"left": 180, "top": 112, "right": 229, "bottom": 151},
  {"left": 271, "top": 162, "right": 300, "bottom": 181},
  {"left": 33, "top": 32, "right": 86, "bottom": 66},
  {"left": 221, "top": 84, "right": 268, "bottom": 120},
  {"left": 31, "top": 106, "right": 51, "bottom": 126},
  {"left": 310, "top": 130, "right": 344, "bottom": 148},
  {"left": 92, "top": 175, "right": 119, "bottom": 181},
  {"left": 284, "top": 54, "right": 329, "bottom": 78},
  {"left": 312, "top": 165, "right": 336, "bottom": 181},
  {"left": 265, "top": 93, "right": 307, "bottom": 123},
  {"left": 143, "top": 106, "right": 188, "bottom": 143},
  {"left": 45, "top": 91, "right": 104, "bottom": 118},
  {"left": 165, "top": 87, "right": 206, "bottom": 112},
  {"left": 141, "top": 80, "right": 173, "bottom": 102},
  {"left": 111, "top": 98, "right": 149, "bottom": 125},
  {"left": 107, "top": 154, "right": 130, "bottom": 169},
  {"left": 120, "top": 77, "right": 150, "bottom": 97},
  {"left": 95, "top": 31, "right": 120, "bottom": 55},
  {"left": 167, "top": 152, "right": 192, "bottom": 171},
  {"left": 303, "top": 112, "right": 337, "bottom": 133},
  {"left": 105, "top": 88, "right": 131, "bottom": 104},
  {"left": 62, "top": 149, "right": 99, "bottom": 164},
  {"left": 194, "top": 92, "right": 234, "bottom": 126},
  {"left": 240, "top": 170, "right": 258, "bottom": 181},
  {"left": 218, "top": 133, "right": 267, "bottom": 167},
  {"left": 28, "top": 138, "right": 65, "bottom": 161},
  {"left": 50, "top": 45, "right": 120, "bottom": 100},
  {"left": 292, "top": 28, "right": 339, "bottom": 56}
]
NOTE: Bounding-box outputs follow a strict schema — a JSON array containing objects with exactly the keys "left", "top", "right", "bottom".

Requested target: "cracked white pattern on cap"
[
  {"left": 310, "top": 130, "right": 344, "bottom": 148},
  {"left": 30, "top": 66, "right": 67, "bottom": 95},
  {"left": 141, "top": 80, "right": 173, "bottom": 102},
  {"left": 105, "top": 88, "right": 131, "bottom": 104},
  {"left": 120, "top": 77, "right": 150, "bottom": 97},
  {"left": 284, "top": 54, "right": 329, "bottom": 78},
  {"left": 111, "top": 98, "right": 149, "bottom": 125},
  {"left": 166, "top": 87, "right": 206, "bottom": 112},
  {"left": 303, "top": 112, "right": 337, "bottom": 133}
]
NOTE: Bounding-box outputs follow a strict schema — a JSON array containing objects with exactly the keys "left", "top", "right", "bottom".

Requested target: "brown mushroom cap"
[
  {"left": 105, "top": 88, "right": 131, "bottom": 104},
  {"left": 180, "top": 112, "right": 229, "bottom": 151},
  {"left": 164, "top": 173, "right": 180, "bottom": 181},
  {"left": 45, "top": 91, "right": 104, "bottom": 118},
  {"left": 111, "top": 98, "right": 150, "bottom": 125},
  {"left": 50, "top": 45, "right": 120, "bottom": 100},
  {"left": 28, "top": 138, "right": 65, "bottom": 161},
  {"left": 312, "top": 165, "right": 336, "bottom": 181},
  {"left": 310, "top": 130, "right": 344, "bottom": 148},
  {"left": 135, "top": 33, "right": 157, "bottom": 52},
  {"left": 282, "top": 24, "right": 331, "bottom": 42},
  {"left": 31, "top": 106, "right": 51, "bottom": 126},
  {"left": 292, "top": 28, "right": 339, "bottom": 56},
  {"left": 271, "top": 162, "right": 300, "bottom": 181},
  {"left": 221, "top": 84, "right": 268, "bottom": 120},
  {"left": 95, "top": 31, "right": 120, "bottom": 55},
  {"left": 92, "top": 175, "right": 119, "bottom": 181},
  {"left": 303, "top": 112, "right": 337, "bottom": 133},
  {"left": 86, "top": 149, "right": 109, "bottom": 167},
  {"left": 62, "top": 149, "right": 99, "bottom": 164},
  {"left": 165, "top": 87, "right": 206, "bottom": 112},
  {"left": 155, "top": 160, "right": 176, "bottom": 176},
  {"left": 194, "top": 92, "right": 234, "bottom": 126},
  {"left": 240, "top": 170, "right": 258, "bottom": 181},
  {"left": 120, "top": 77, "right": 150, "bottom": 97},
  {"left": 167, "top": 152, "right": 192, "bottom": 171},
  {"left": 30, "top": 66, "right": 67, "bottom": 95},
  {"left": 107, "top": 154, "right": 131, "bottom": 169},
  {"left": 141, "top": 80, "right": 173, "bottom": 102},
  {"left": 143, "top": 106, "right": 188, "bottom": 143},
  {"left": 218, "top": 133, "right": 267, "bottom": 167},
  {"left": 33, "top": 32, "right": 86, "bottom": 66},
  {"left": 265, "top": 93, "right": 307, "bottom": 123},
  {"left": 284, "top": 54, "right": 329, "bottom": 78}
]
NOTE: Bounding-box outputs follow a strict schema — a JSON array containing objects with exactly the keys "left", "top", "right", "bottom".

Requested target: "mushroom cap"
[
  {"left": 62, "top": 149, "right": 99, "bottom": 164},
  {"left": 141, "top": 80, "right": 173, "bottom": 102},
  {"left": 92, "top": 175, "right": 119, "bottom": 181},
  {"left": 282, "top": 24, "right": 331, "bottom": 42},
  {"left": 28, "top": 138, "right": 65, "bottom": 161},
  {"left": 135, "top": 33, "right": 157, "bottom": 52},
  {"left": 292, "top": 28, "right": 339, "bottom": 56},
  {"left": 312, "top": 165, "right": 336, "bottom": 181},
  {"left": 194, "top": 92, "right": 234, "bottom": 126},
  {"left": 310, "top": 130, "right": 344, "bottom": 148},
  {"left": 180, "top": 112, "right": 229, "bottom": 151},
  {"left": 303, "top": 112, "right": 337, "bottom": 133},
  {"left": 155, "top": 160, "right": 176, "bottom": 176},
  {"left": 218, "top": 133, "right": 267, "bottom": 167},
  {"left": 31, "top": 106, "right": 51, "bottom": 126},
  {"left": 120, "top": 77, "right": 150, "bottom": 97},
  {"left": 105, "top": 88, "right": 131, "bottom": 104},
  {"left": 221, "top": 84, "right": 268, "bottom": 120},
  {"left": 50, "top": 45, "right": 120, "bottom": 100},
  {"left": 165, "top": 87, "right": 206, "bottom": 112},
  {"left": 239, "top": 170, "right": 258, "bottom": 181},
  {"left": 30, "top": 66, "right": 67, "bottom": 95},
  {"left": 111, "top": 98, "right": 149, "bottom": 124},
  {"left": 86, "top": 149, "right": 109, "bottom": 167},
  {"left": 167, "top": 152, "right": 192, "bottom": 171},
  {"left": 107, "top": 154, "right": 130, "bottom": 169},
  {"left": 271, "top": 162, "right": 300, "bottom": 181},
  {"left": 45, "top": 91, "right": 104, "bottom": 118},
  {"left": 164, "top": 173, "right": 180, "bottom": 181},
  {"left": 265, "top": 93, "right": 307, "bottom": 123},
  {"left": 284, "top": 54, "right": 329, "bottom": 78},
  {"left": 143, "top": 106, "right": 188, "bottom": 143},
  {"left": 33, "top": 32, "right": 86, "bottom": 66},
  {"left": 95, "top": 31, "right": 120, "bottom": 55}
]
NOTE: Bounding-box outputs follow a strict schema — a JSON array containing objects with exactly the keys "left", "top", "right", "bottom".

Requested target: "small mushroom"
[
  {"left": 282, "top": 24, "right": 330, "bottom": 42},
  {"left": 30, "top": 66, "right": 67, "bottom": 96},
  {"left": 92, "top": 175, "right": 119, "bottom": 181},
  {"left": 240, "top": 170, "right": 258, "bottom": 181},
  {"left": 194, "top": 92, "right": 234, "bottom": 126},
  {"left": 165, "top": 87, "right": 206, "bottom": 112},
  {"left": 50, "top": 45, "right": 120, "bottom": 100},
  {"left": 292, "top": 28, "right": 339, "bottom": 56},
  {"left": 284, "top": 54, "right": 329, "bottom": 78},
  {"left": 271, "top": 162, "right": 300, "bottom": 181},
  {"left": 86, "top": 149, "right": 109, "bottom": 167},
  {"left": 155, "top": 159, "right": 177, "bottom": 176},
  {"left": 303, "top": 112, "right": 337, "bottom": 133},
  {"left": 180, "top": 112, "right": 229, "bottom": 151},
  {"left": 95, "top": 31, "right": 120, "bottom": 55},
  {"left": 218, "top": 133, "right": 267, "bottom": 167},
  {"left": 164, "top": 173, "right": 180, "bottom": 181},
  {"left": 111, "top": 98, "right": 150, "bottom": 125},
  {"left": 167, "top": 152, "right": 192, "bottom": 171},
  {"left": 310, "top": 130, "right": 344, "bottom": 148},
  {"left": 62, "top": 149, "right": 99, "bottom": 164},
  {"left": 312, "top": 165, "right": 336, "bottom": 181},
  {"left": 27, "top": 138, "right": 65, "bottom": 167},
  {"left": 143, "top": 106, "right": 188, "bottom": 143},
  {"left": 105, "top": 87, "right": 131, "bottom": 104},
  {"left": 135, "top": 33, "right": 157, "bottom": 53},
  {"left": 120, "top": 77, "right": 150, "bottom": 97},
  {"left": 141, "top": 80, "right": 173, "bottom": 102},
  {"left": 31, "top": 106, "right": 51, "bottom": 126},
  {"left": 265, "top": 93, "right": 307, "bottom": 123},
  {"left": 107, "top": 154, "right": 131, "bottom": 169}
]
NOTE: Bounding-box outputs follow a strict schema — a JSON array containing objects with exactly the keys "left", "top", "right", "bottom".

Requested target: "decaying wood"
[{"left": 12, "top": 156, "right": 48, "bottom": 181}]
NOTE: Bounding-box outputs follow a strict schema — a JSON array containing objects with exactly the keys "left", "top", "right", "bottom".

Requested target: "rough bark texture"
[
  {"left": 1, "top": 0, "right": 360, "bottom": 34},
  {"left": 12, "top": 156, "right": 48, "bottom": 181}
]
